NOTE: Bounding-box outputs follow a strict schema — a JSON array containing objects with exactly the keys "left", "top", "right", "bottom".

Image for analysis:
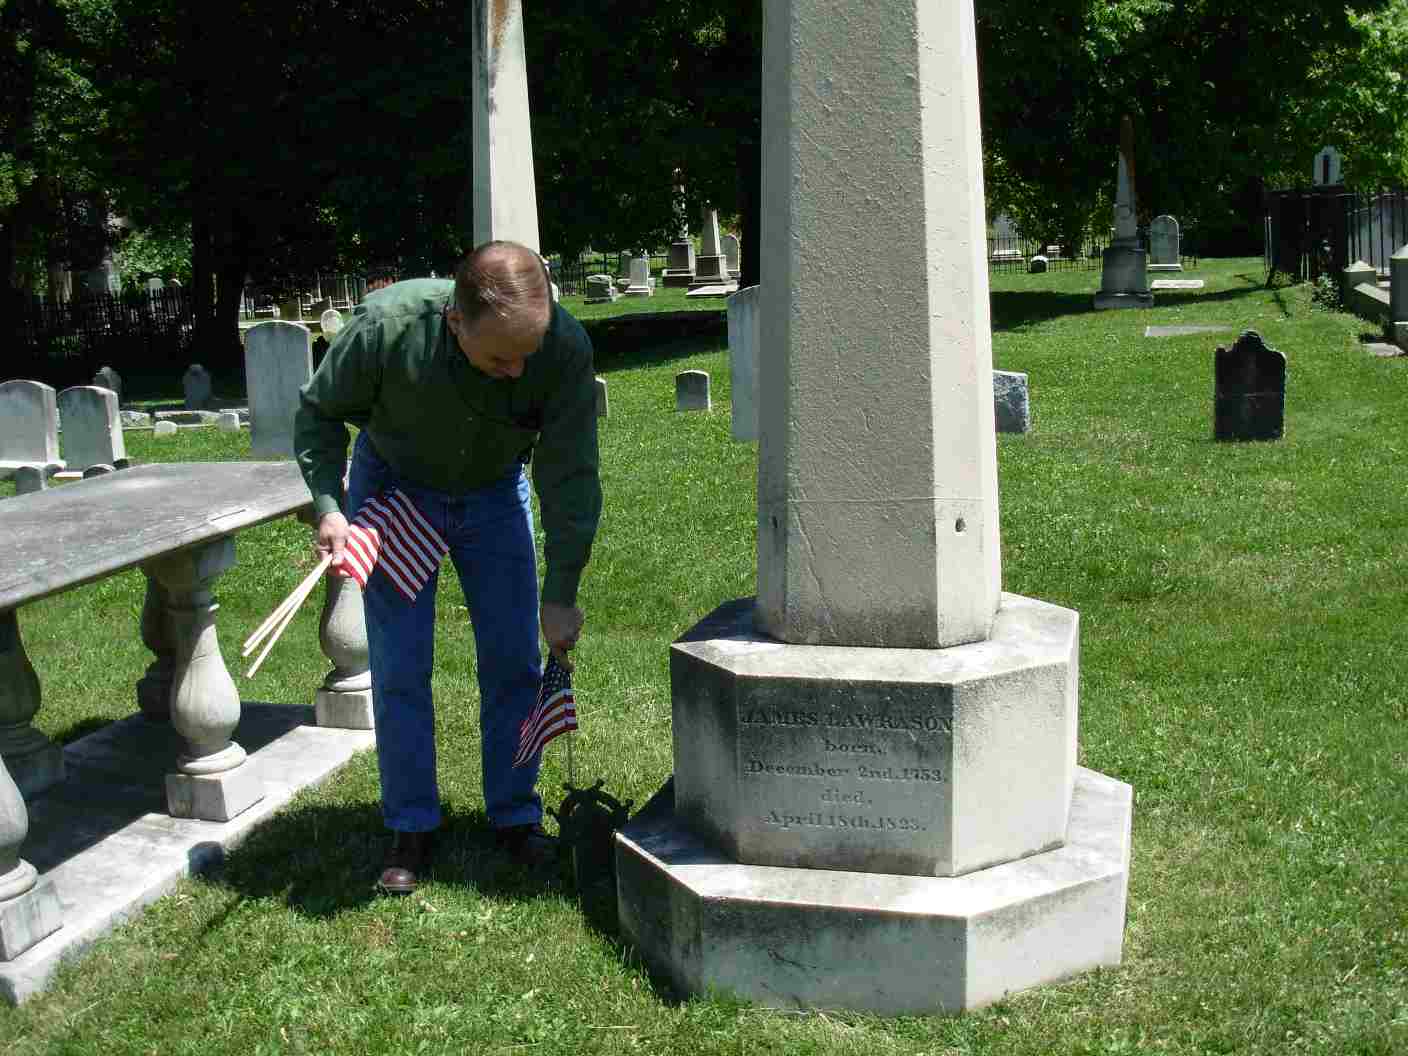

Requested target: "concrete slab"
[
  {"left": 1144, "top": 325, "right": 1236, "bottom": 338},
  {"left": 0, "top": 704, "right": 374, "bottom": 1004},
  {"left": 1150, "top": 279, "right": 1204, "bottom": 290},
  {"left": 686, "top": 285, "right": 737, "bottom": 298}
]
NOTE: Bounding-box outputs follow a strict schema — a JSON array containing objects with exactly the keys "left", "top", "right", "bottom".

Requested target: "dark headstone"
[{"left": 1214, "top": 331, "right": 1285, "bottom": 441}]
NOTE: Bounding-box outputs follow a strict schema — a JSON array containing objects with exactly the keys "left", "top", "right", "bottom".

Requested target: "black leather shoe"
[
  {"left": 377, "top": 830, "right": 435, "bottom": 895},
  {"left": 494, "top": 823, "right": 559, "bottom": 868}
]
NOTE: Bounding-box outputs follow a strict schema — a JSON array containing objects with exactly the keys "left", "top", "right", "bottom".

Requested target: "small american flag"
[
  {"left": 338, "top": 489, "right": 448, "bottom": 602},
  {"left": 513, "top": 655, "right": 578, "bottom": 767}
]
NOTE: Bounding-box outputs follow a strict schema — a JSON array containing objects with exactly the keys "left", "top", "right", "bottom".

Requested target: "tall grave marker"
[
  {"left": 1094, "top": 116, "right": 1154, "bottom": 309},
  {"left": 615, "top": 0, "right": 1133, "bottom": 1015},
  {"left": 245, "top": 321, "right": 313, "bottom": 459},
  {"left": 0, "top": 381, "right": 63, "bottom": 479},
  {"left": 472, "top": 0, "right": 539, "bottom": 251},
  {"left": 56, "top": 386, "right": 124, "bottom": 472}
]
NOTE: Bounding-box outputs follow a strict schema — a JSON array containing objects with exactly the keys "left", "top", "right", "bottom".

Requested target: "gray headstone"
[
  {"left": 1215, "top": 331, "right": 1286, "bottom": 442},
  {"left": 119, "top": 410, "right": 151, "bottom": 428},
  {"left": 585, "top": 274, "right": 618, "bottom": 303},
  {"left": 216, "top": 412, "right": 241, "bottom": 433},
  {"left": 1148, "top": 216, "right": 1180, "bottom": 267},
  {"left": 0, "top": 380, "right": 61, "bottom": 467},
  {"left": 676, "top": 370, "right": 711, "bottom": 412},
  {"left": 595, "top": 376, "right": 609, "bottom": 419},
  {"left": 721, "top": 233, "right": 741, "bottom": 275},
  {"left": 92, "top": 367, "right": 123, "bottom": 405},
  {"left": 624, "top": 256, "right": 653, "bottom": 297},
  {"left": 992, "top": 371, "right": 1031, "bottom": 434},
  {"left": 727, "top": 285, "right": 761, "bottom": 442},
  {"left": 56, "top": 386, "right": 125, "bottom": 470},
  {"left": 153, "top": 421, "right": 178, "bottom": 438},
  {"left": 1390, "top": 245, "right": 1408, "bottom": 324},
  {"left": 182, "top": 364, "right": 213, "bottom": 410},
  {"left": 1027, "top": 255, "right": 1048, "bottom": 274},
  {"left": 319, "top": 309, "right": 345, "bottom": 338},
  {"left": 244, "top": 321, "right": 313, "bottom": 458}
]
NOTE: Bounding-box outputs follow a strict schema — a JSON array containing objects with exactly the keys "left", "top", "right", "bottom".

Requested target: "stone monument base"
[
  {"left": 617, "top": 767, "right": 1131, "bottom": 1014},
  {"left": 1147, "top": 263, "right": 1183, "bottom": 273},
  {"left": 662, "top": 270, "right": 695, "bottom": 288},
  {"left": 314, "top": 686, "right": 375, "bottom": 730},
  {"left": 166, "top": 766, "right": 265, "bottom": 822},
  {"left": 1094, "top": 244, "right": 1153, "bottom": 310},
  {"left": 690, "top": 256, "right": 730, "bottom": 288},
  {"left": 0, "top": 874, "right": 63, "bottom": 961}
]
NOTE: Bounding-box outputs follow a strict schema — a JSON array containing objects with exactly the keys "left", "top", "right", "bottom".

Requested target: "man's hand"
[
  {"left": 540, "top": 602, "right": 584, "bottom": 670},
  {"left": 317, "top": 511, "right": 349, "bottom": 575}
]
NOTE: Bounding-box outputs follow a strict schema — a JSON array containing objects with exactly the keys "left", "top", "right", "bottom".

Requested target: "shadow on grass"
[
  {"left": 596, "top": 335, "right": 724, "bottom": 375},
  {"left": 206, "top": 801, "right": 581, "bottom": 919},
  {"left": 53, "top": 715, "right": 113, "bottom": 745}
]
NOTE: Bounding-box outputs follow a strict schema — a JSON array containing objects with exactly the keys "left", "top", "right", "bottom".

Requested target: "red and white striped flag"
[
  {"left": 337, "top": 489, "right": 448, "bottom": 602},
  {"left": 513, "top": 655, "right": 578, "bottom": 767}
]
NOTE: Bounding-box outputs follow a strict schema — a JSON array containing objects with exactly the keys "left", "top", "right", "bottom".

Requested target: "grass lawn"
[{"left": 1, "top": 258, "right": 1404, "bottom": 1054}]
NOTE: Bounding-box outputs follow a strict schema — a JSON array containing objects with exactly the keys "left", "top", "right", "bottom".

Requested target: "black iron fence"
[
  {"left": 987, "top": 228, "right": 1198, "bottom": 274},
  {"left": 547, "top": 251, "right": 670, "bottom": 295},
  {"left": 1264, "top": 187, "right": 1408, "bottom": 283},
  {"left": 240, "top": 273, "right": 368, "bottom": 320},
  {"left": 5, "top": 287, "right": 195, "bottom": 387}
]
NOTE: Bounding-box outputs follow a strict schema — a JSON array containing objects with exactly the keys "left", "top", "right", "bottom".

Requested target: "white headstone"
[
  {"left": 757, "top": 0, "right": 999, "bottom": 649},
  {"left": 623, "top": 256, "right": 653, "bottom": 297},
  {"left": 472, "top": 0, "right": 540, "bottom": 251},
  {"left": 320, "top": 309, "right": 344, "bottom": 338},
  {"left": 727, "top": 285, "right": 761, "bottom": 441},
  {"left": 693, "top": 209, "right": 730, "bottom": 286},
  {"left": 1148, "top": 215, "right": 1181, "bottom": 269},
  {"left": 721, "top": 233, "right": 741, "bottom": 277},
  {"left": 1314, "top": 146, "right": 1343, "bottom": 187},
  {"left": 216, "top": 412, "right": 242, "bottom": 433},
  {"left": 245, "top": 321, "right": 313, "bottom": 459},
  {"left": 153, "top": 420, "right": 178, "bottom": 438},
  {"left": 676, "top": 370, "right": 711, "bottom": 412},
  {"left": 0, "top": 380, "right": 62, "bottom": 469},
  {"left": 56, "top": 386, "right": 125, "bottom": 471},
  {"left": 183, "top": 364, "right": 213, "bottom": 410},
  {"left": 145, "top": 277, "right": 164, "bottom": 292}
]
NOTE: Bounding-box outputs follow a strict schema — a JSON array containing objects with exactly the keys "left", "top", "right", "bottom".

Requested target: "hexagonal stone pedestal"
[
  {"left": 616, "top": 767, "right": 1131, "bottom": 1014},
  {"left": 670, "top": 594, "right": 1079, "bottom": 877}
]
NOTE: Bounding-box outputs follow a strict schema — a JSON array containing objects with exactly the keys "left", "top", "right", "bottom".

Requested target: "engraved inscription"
[
  {"left": 763, "top": 810, "right": 927, "bottom": 832},
  {"left": 740, "top": 707, "right": 953, "bottom": 734}
]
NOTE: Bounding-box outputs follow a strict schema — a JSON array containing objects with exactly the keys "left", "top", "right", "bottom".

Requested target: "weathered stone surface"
[
  {"left": 727, "top": 285, "right": 761, "bottom": 442},
  {"left": 1148, "top": 215, "right": 1181, "bottom": 271},
  {"left": 0, "top": 382, "right": 62, "bottom": 476},
  {"left": 0, "top": 461, "right": 311, "bottom": 611},
  {"left": 992, "top": 371, "right": 1030, "bottom": 434},
  {"left": 676, "top": 370, "right": 711, "bottom": 412},
  {"left": 722, "top": 233, "right": 741, "bottom": 277},
  {"left": 617, "top": 766, "right": 1131, "bottom": 1015},
  {"left": 584, "top": 274, "right": 618, "bottom": 303},
  {"left": 472, "top": 0, "right": 540, "bottom": 251},
  {"left": 1145, "top": 324, "right": 1234, "bottom": 338},
  {"left": 153, "top": 421, "right": 178, "bottom": 438},
  {"left": 1342, "top": 260, "right": 1377, "bottom": 300},
  {"left": 56, "top": 387, "right": 124, "bottom": 471},
  {"left": 165, "top": 767, "right": 265, "bottom": 823},
  {"left": 0, "top": 876, "right": 63, "bottom": 962},
  {"left": 118, "top": 411, "right": 151, "bottom": 428},
  {"left": 182, "top": 364, "right": 212, "bottom": 410},
  {"left": 671, "top": 595, "right": 1078, "bottom": 877},
  {"left": 1094, "top": 244, "right": 1154, "bottom": 309},
  {"left": 623, "top": 256, "right": 653, "bottom": 297},
  {"left": 244, "top": 321, "right": 313, "bottom": 459},
  {"left": 757, "top": 0, "right": 1000, "bottom": 650},
  {"left": 0, "top": 706, "right": 373, "bottom": 1003},
  {"left": 1215, "top": 330, "right": 1286, "bottom": 442},
  {"left": 216, "top": 412, "right": 241, "bottom": 433}
]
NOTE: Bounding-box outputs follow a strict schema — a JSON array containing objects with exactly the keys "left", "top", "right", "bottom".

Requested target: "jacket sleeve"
[
  {"left": 294, "top": 317, "right": 383, "bottom": 518},
  {"left": 531, "top": 328, "right": 602, "bottom": 607}
]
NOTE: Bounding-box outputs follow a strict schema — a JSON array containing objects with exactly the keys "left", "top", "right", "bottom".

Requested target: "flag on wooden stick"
[
  {"left": 513, "top": 655, "right": 578, "bottom": 767},
  {"left": 339, "top": 489, "right": 448, "bottom": 602}
]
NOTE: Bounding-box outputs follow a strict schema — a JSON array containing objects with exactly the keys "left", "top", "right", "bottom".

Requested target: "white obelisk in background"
[
  {"left": 756, "top": 0, "right": 1000, "bottom": 650},
  {"left": 471, "top": 0, "right": 540, "bottom": 252}
]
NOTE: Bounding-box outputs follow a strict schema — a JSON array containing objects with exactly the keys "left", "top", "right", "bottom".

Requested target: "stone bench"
[{"left": 0, "top": 461, "right": 373, "bottom": 993}]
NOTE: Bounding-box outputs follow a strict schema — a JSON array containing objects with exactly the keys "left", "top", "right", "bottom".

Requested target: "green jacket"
[{"left": 294, "top": 278, "right": 601, "bottom": 606}]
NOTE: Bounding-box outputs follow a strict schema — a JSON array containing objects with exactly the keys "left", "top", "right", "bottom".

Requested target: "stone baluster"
[
  {"left": 136, "top": 574, "right": 176, "bottom": 720},
  {"left": 145, "top": 540, "right": 264, "bottom": 822},
  {"left": 0, "top": 751, "right": 62, "bottom": 960},
  {"left": 0, "top": 611, "right": 65, "bottom": 799},
  {"left": 314, "top": 574, "right": 374, "bottom": 729}
]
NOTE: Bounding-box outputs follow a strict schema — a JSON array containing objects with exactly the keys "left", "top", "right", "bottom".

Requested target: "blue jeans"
[{"left": 347, "top": 432, "right": 543, "bottom": 832}]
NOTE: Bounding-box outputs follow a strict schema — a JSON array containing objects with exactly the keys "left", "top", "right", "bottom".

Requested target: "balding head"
[{"left": 453, "top": 240, "right": 552, "bottom": 336}]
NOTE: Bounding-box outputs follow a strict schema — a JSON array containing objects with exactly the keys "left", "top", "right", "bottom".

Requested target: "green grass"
[{"left": 2, "top": 258, "right": 1405, "bottom": 1054}]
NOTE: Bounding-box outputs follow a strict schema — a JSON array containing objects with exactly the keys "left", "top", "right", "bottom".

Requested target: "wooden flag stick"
[
  {"left": 244, "top": 585, "right": 305, "bottom": 679},
  {"left": 243, "top": 553, "right": 333, "bottom": 656}
]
